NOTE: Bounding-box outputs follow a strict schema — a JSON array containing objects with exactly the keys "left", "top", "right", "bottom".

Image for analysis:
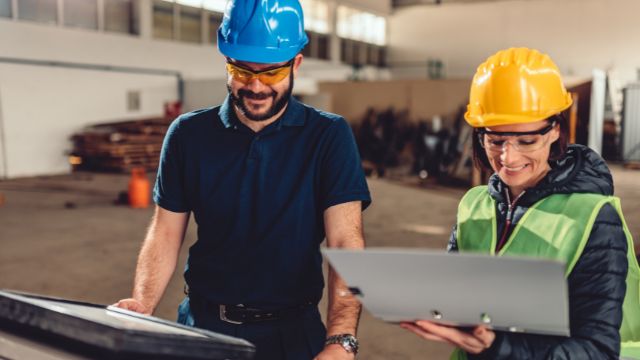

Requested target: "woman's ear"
[{"left": 549, "top": 123, "right": 560, "bottom": 143}]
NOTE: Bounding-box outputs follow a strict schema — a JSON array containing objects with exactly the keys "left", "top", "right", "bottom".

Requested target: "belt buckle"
[{"left": 219, "top": 304, "right": 243, "bottom": 324}]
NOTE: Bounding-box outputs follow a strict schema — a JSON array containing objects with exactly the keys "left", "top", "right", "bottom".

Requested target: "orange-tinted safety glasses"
[{"left": 226, "top": 60, "right": 293, "bottom": 85}]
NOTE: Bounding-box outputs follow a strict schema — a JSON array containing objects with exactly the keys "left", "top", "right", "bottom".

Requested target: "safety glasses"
[
  {"left": 226, "top": 59, "right": 293, "bottom": 86},
  {"left": 478, "top": 121, "right": 557, "bottom": 153}
]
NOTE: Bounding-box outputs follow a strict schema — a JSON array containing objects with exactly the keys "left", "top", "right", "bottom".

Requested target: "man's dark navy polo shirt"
[{"left": 153, "top": 96, "right": 371, "bottom": 308}]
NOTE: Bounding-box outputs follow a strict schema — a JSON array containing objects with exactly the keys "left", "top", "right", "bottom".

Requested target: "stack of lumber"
[{"left": 70, "top": 118, "right": 171, "bottom": 173}]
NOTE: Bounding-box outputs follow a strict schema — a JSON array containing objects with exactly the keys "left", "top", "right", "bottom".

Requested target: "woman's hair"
[{"left": 471, "top": 113, "right": 569, "bottom": 171}]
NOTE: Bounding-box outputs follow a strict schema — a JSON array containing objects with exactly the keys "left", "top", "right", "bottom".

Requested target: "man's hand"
[
  {"left": 313, "top": 344, "right": 355, "bottom": 360},
  {"left": 400, "top": 320, "right": 495, "bottom": 354},
  {"left": 112, "top": 298, "right": 152, "bottom": 315},
  {"left": 114, "top": 207, "right": 189, "bottom": 318}
]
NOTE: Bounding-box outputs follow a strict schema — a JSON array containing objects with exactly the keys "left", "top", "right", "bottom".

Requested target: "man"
[{"left": 114, "top": 1, "right": 371, "bottom": 359}]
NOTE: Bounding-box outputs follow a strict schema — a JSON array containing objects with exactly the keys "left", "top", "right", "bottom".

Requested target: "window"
[
  {"left": 337, "top": 6, "right": 387, "bottom": 67},
  {"left": 299, "top": 1, "right": 330, "bottom": 60},
  {"left": 105, "top": 0, "right": 133, "bottom": 34},
  {"left": 154, "top": 1, "right": 223, "bottom": 44},
  {"left": 179, "top": 5, "right": 201, "bottom": 43},
  {"left": 0, "top": 0, "right": 12, "bottom": 18},
  {"left": 11, "top": 0, "right": 136, "bottom": 34},
  {"left": 153, "top": 0, "right": 174, "bottom": 40},
  {"left": 64, "top": 0, "right": 98, "bottom": 30},
  {"left": 371, "top": 16, "right": 386, "bottom": 46},
  {"left": 176, "top": 0, "right": 201, "bottom": 7},
  {"left": 176, "top": 0, "right": 225, "bottom": 12},
  {"left": 305, "top": 32, "right": 330, "bottom": 61},
  {"left": 341, "top": 38, "right": 379, "bottom": 67},
  {"left": 367, "top": 45, "right": 386, "bottom": 67},
  {"left": 18, "top": 0, "right": 58, "bottom": 24},
  {"left": 301, "top": 0, "right": 328, "bottom": 34},
  {"left": 353, "top": 41, "right": 366, "bottom": 65},
  {"left": 336, "top": 6, "right": 386, "bottom": 46},
  {"left": 302, "top": 40, "right": 311, "bottom": 57},
  {"left": 316, "top": 34, "right": 330, "bottom": 60},
  {"left": 340, "top": 38, "right": 351, "bottom": 64},
  {"left": 202, "top": 0, "right": 226, "bottom": 13},
  {"left": 208, "top": 11, "right": 223, "bottom": 44}
]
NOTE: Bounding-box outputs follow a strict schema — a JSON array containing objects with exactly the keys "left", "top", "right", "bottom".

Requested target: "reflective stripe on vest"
[{"left": 452, "top": 186, "right": 640, "bottom": 359}]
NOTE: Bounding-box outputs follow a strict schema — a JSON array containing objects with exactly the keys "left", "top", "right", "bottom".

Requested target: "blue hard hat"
[{"left": 217, "top": 0, "right": 309, "bottom": 64}]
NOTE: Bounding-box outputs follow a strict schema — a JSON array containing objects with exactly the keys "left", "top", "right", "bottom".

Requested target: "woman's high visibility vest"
[{"left": 451, "top": 186, "right": 640, "bottom": 359}]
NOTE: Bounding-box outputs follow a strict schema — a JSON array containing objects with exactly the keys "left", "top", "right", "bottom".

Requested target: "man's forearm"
[
  {"left": 326, "top": 266, "right": 362, "bottom": 336},
  {"left": 132, "top": 236, "right": 180, "bottom": 312},
  {"left": 323, "top": 201, "right": 365, "bottom": 336},
  {"left": 131, "top": 209, "right": 187, "bottom": 313}
]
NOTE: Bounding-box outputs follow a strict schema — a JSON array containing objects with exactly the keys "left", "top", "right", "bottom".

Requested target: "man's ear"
[{"left": 292, "top": 53, "right": 303, "bottom": 76}]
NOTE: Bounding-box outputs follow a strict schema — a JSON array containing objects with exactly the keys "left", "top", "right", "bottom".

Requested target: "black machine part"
[{"left": 0, "top": 290, "right": 255, "bottom": 360}]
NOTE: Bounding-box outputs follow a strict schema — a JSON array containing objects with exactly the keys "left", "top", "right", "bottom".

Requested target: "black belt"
[
  {"left": 190, "top": 296, "right": 314, "bottom": 324},
  {"left": 218, "top": 302, "right": 314, "bottom": 324}
]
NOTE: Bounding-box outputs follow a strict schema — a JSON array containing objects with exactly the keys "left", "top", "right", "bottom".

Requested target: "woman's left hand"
[{"left": 400, "top": 320, "right": 495, "bottom": 354}]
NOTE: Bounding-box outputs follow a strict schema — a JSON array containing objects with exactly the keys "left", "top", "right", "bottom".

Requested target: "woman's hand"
[{"left": 400, "top": 320, "right": 495, "bottom": 354}]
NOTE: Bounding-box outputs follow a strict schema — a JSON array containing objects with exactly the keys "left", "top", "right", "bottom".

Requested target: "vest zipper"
[{"left": 496, "top": 188, "right": 525, "bottom": 252}]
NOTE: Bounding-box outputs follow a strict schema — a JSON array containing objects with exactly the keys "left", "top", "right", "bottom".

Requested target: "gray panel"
[
  {"left": 64, "top": 0, "right": 98, "bottom": 30},
  {"left": 18, "top": 0, "right": 57, "bottom": 24},
  {"left": 323, "top": 248, "right": 569, "bottom": 337},
  {"left": 0, "top": 0, "right": 11, "bottom": 18},
  {"left": 104, "top": 0, "right": 133, "bottom": 34},
  {"left": 622, "top": 84, "right": 640, "bottom": 162}
]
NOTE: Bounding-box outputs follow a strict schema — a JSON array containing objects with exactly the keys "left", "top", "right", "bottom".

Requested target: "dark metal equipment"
[{"left": 0, "top": 290, "right": 255, "bottom": 360}]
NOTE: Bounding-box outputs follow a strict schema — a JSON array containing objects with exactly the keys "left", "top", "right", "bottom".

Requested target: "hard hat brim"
[
  {"left": 464, "top": 101, "right": 572, "bottom": 128},
  {"left": 218, "top": 30, "right": 306, "bottom": 64}
]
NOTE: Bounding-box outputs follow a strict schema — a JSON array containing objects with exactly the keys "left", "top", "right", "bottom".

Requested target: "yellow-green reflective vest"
[{"left": 450, "top": 186, "right": 640, "bottom": 359}]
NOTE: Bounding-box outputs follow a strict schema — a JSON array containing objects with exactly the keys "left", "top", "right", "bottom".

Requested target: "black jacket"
[{"left": 448, "top": 144, "right": 628, "bottom": 359}]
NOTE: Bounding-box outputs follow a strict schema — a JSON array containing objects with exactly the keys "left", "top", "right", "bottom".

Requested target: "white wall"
[
  {"left": 0, "top": 64, "right": 176, "bottom": 178},
  {"left": 389, "top": 0, "right": 640, "bottom": 84},
  {"left": 0, "top": 18, "right": 224, "bottom": 178}
]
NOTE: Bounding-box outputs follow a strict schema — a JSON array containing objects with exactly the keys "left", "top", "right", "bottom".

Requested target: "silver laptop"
[{"left": 322, "top": 248, "right": 569, "bottom": 337}]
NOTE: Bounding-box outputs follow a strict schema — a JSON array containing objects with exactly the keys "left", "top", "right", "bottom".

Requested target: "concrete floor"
[{"left": 1, "top": 166, "right": 638, "bottom": 359}]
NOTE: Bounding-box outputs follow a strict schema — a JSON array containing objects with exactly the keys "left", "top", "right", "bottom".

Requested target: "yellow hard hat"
[{"left": 464, "top": 47, "right": 573, "bottom": 128}]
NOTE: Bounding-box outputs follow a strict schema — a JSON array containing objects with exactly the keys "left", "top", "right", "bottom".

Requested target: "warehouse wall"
[
  {"left": 0, "top": 17, "right": 358, "bottom": 178},
  {"left": 318, "top": 79, "right": 470, "bottom": 124},
  {"left": 0, "top": 64, "right": 175, "bottom": 179},
  {"left": 389, "top": 0, "right": 640, "bottom": 84},
  {"left": 0, "top": 18, "right": 220, "bottom": 178}
]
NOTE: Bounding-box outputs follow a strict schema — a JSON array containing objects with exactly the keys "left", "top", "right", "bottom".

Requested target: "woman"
[{"left": 401, "top": 48, "right": 640, "bottom": 359}]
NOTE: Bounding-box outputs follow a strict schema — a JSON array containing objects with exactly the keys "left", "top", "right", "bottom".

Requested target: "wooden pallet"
[
  {"left": 624, "top": 162, "right": 640, "bottom": 170},
  {"left": 71, "top": 117, "right": 169, "bottom": 173}
]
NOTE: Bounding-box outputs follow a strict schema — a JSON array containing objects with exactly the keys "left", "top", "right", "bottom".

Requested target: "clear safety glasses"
[{"left": 478, "top": 121, "right": 557, "bottom": 153}]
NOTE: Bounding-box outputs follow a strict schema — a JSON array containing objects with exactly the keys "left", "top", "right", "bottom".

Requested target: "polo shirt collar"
[
  {"left": 218, "top": 95, "right": 306, "bottom": 129},
  {"left": 280, "top": 97, "right": 306, "bottom": 127},
  {"left": 218, "top": 96, "right": 235, "bottom": 129}
]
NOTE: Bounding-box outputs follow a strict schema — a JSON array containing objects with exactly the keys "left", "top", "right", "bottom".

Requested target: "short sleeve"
[
  {"left": 153, "top": 117, "right": 190, "bottom": 213},
  {"left": 318, "top": 118, "right": 371, "bottom": 211}
]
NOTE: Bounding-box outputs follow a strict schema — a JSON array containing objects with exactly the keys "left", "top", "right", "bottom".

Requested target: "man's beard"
[{"left": 228, "top": 76, "right": 294, "bottom": 122}]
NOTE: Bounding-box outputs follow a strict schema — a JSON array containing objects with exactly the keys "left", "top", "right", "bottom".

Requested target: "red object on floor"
[
  {"left": 164, "top": 101, "right": 182, "bottom": 121},
  {"left": 128, "top": 167, "right": 150, "bottom": 208}
]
